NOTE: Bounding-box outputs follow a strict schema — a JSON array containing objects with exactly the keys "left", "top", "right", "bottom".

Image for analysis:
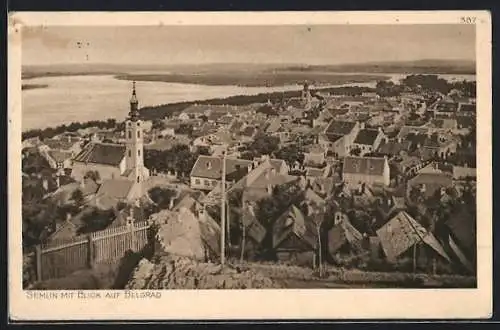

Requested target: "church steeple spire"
[{"left": 129, "top": 81, "right": 139, "bottom": 121}]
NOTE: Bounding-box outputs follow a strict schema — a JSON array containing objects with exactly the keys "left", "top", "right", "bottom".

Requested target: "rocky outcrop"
[{"left": 125, "top": 255, "right": 282, "bottom": 289}]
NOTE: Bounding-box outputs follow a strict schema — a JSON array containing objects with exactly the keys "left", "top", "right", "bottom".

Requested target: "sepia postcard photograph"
[{"left": 8, "top": 11, "right": 492, "bottom": 320}]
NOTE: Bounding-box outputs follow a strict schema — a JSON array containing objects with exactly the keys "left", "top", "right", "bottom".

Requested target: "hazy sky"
[{"left": 22, "top": 25, "right": 475, "bottom": 66}]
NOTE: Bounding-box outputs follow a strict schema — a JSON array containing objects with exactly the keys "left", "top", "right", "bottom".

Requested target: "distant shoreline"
[
  {"left": 22, "top": 84, "right": 49, "bottom": 91},
  {"left": 113, "top": 73, "right": 389, "bottom": 87}
]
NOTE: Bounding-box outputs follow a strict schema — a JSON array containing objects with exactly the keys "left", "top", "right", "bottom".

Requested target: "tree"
[
  {"left": 152, "top": 119, "right": 166, "bottom": 131},
  {"left": 78, "top": 208, "right": 115, "bottom": 234},
  {"left": 71, "top": 189, "right": 85, "bottom": 207},
  {"left": 242, "top": 135, "right": 280, "bottom": 160},
  {"left": 84, "top": 170, "right": 100, "bottom": 182},
  {"left": 274, "top": 144, "right": 305, "bottom": 167},
  {"left": 148, "top": 187, "right": 177, "bottom": 209}
]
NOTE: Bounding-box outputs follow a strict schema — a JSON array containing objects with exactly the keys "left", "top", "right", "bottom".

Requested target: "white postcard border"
[{"left": 8, "top": 11, "right": 492, "bottom": 321}]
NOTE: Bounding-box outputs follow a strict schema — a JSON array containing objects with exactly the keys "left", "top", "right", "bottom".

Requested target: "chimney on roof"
[
  {"left": 206, "top": 161, "right": 212, "bottom": 170},
  {"left": 267, "top": 183, "right": 273, "bottom": 195}
]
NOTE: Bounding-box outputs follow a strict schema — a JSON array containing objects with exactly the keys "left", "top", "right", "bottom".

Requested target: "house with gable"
[
  {"left": 352, "top": 128, "right": 386, "bottom": 156},
  {"left": 342, "top": 156, "right": 390, "bottom": 189},
  {"left": 189, "top": 155, "right": 253, "bottom": 191},
  {"left": 376, "top": 211, "right": 451, "bottom": 268},
  {"left": 273, "top": 205, "right": 318, "bottom": 266},
  {"left": 319, "top": 120, "right": 362, "bottom": 158}
]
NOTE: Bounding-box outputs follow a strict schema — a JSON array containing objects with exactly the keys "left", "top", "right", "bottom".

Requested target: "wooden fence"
[{"left": 30, "top": 221, "right": 151, "bottom": 282}]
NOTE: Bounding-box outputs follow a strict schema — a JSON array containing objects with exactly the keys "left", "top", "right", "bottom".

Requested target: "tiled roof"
[
  {"left": 456, "top": 116, "right": 475, "bottom": 128},
  {"left": 325, "top": 120, "right": 357, "bottom": 136},
  {"left": 229, "top": 120, "right": 244, "bottom": 134},
  {"left": 241, "top": 126, "right": 257, "bottom": 137},
  {"left": 43, "top": 138, "right": 80, "bottom": 151},
  {"left": 343, "top": 156, "right": 387, "bottom": 176},
  {"left": 273, "top": 205, "right": 317, "bottom": 249},
  {"left": 286, "top": 97, "right": 304, "bottom": 109},
  {"left": 435, "top": 101, "right": 459, "bottom": 112},
  {"left": 48, "top": 150, "right": 73, "bottom": 163},
  {"left": 458, "top": 103, "right": 476, "bottom": 113},
  {"left": 190, "top": 155, "right": 252, "bottom": 180},
  {"left": 73, "top": 142, "right": 125, "bottom": 166},
  {"left": 409, "top": 172, "right": 453, "bottom": 187},
  {"left": 376, "top": 211, "right": 450, "bottom": 262},
  {"left": 97, "top": 179, "right": 135, "bottom": 200},
  {"left": 446, "top": 206, "right": 476, "bottom": 252},
  {"left": 323, "top": 133, "right": 344, "bottom": 143},
  {"left": 354, "top": 129, "right": 380, "bottom": 146},
  {"left": 377, "top": 140, "right": 411, "bottom": 156},
  {"left": 305, "top": 167, "right": 324, "bottom": 177},
  {"left": 396, "top": 126, "right": 429, "bottom": 140},
  {"left": 265, "top": 118, "right": 282, "bottom": 133}
]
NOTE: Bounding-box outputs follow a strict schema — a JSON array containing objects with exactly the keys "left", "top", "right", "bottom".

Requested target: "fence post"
[
  {"left": 87, "top": 234, "right": 95, "bottom": 269},
  {"left": 129, "top": 221, "right": 136, "bottom": 251},
  {"left": 35, "top": 245, "right": 42, "bottom": 282}
]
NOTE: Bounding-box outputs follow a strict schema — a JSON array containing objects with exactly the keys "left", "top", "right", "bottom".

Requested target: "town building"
[
  {"left": 352, "top": 128, "right": 386, "bottom": 156},
  {"left": 320, "top": 120, "right": 361, "bottom": 157},
  {"left": 342, "top": 156, "right": 390, "bottom": 188},
  {"left": 189, "top": 155, "right": 253, "bottom": 191},
  {"left": 71, "top": 82, "right": 149, "bottom": 203}
]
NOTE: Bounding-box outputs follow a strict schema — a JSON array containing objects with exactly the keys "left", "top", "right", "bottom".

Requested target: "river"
[{"left": 21, "top": 73, "right": 475, "bottom": 131}]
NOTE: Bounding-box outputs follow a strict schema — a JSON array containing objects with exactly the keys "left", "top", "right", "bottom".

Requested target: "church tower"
[
  {"left": 301, "top": 81, "right": 312, "bottom": 109},
  {"left": 125, "top": 81, "right": 145, "bottom": 184}
]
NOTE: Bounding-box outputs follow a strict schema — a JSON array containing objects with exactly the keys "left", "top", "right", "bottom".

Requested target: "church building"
[{"left": 71, "top": 82, "right": 150, "bottom": 206}]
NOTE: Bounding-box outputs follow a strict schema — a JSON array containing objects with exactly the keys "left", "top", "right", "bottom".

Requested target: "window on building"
[
  {"left": 128, "top": 131, "right": 132, "bottom": 139},
  {"left": 212, "top": 180, "right": 217, "bottom": 186},
  {"left": 128, "top": 150, "right": 131, "bottom": 157},
  {"left": 204, "top": 180, "right": 210, "bottom": 186},
  {"left": 137, "top": 176, "right": 140, "bottom": 183},
  {"left": 137, "top": 122, "right": 140, "bottom": 126},
  {"left": 137, "top": 131, "right": 140, "bottom": 138},
  {"left": 195, "top": 179, "right": 200, "bottom": 185},
  {"left": 138, "top": 150, "right": 141, "bottom": 156}
]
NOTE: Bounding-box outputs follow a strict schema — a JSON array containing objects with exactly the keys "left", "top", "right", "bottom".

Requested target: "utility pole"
[{"left": 220, "top": 150, "right": 226, "bottom": 266}]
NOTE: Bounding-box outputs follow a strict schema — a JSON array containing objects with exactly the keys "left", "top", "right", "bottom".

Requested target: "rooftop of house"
[
  {"left": 434, "top": 101, "right": 459, "bottom": 112},
  {"left": 430, "top": 118, "right": 458, "bottom": 129},
  {"left": 48, "top": 150, "right": 74, "bottom": 163},
  {"left": 273, "top": 204, "right": 317, "bottom": 250},
  {"left": 456, "top": 116, "right": 476, "bottom": 128},
  {"left": 446, "top": 206, "right": 476, "bottom": 253},
  {"left": 376, "top": 211, "right": 450, "bottom": 262},
  {"left": 408, "top": 172, "right": 453, "bottom": 187},
  {"left": 325, "top": 120, "right": 357, "bottom": 136},
  {"left": 73, "top": 142, "right": 126, "bottom": 166},
  {"left": 396, "top": 125, "right": 430, "bottom": 140},
  {"left": 458, "top": 103, "right": 476, "bottom": 113},
  {"left": 305, "top": 167, "right": 325, "bottom": 178},
  {"left": 342, "top": 156, "right": 387, "bottom": 176},
  {"left": 190, "top": 155, "right": 252, "bottom": 181},
  {"left": 229, "top": 120, "right": 244, "bottom": 134},
  {"left": 305, "top": 144, "right": 325, "bottom": 154},
  {"left": 377, "top": 140, "right": 412, "bottom": 156},
  {"left": 265, "top": 118, "right": 282, "bottom": 133},
  {"left": 42, "top": 137, "right": 81, "bottom": 151},
  {"left": 240, "top": 126, "right": 257, "bottom": 137},
  {"left": 98, "top": 178, "right": 135, "bottom": 199},
  {"left": 321, "top": 133, "right": 344, "bottom": 143},
  {"left": 354, "top": 129, "right": 380, "bottom": 146}
]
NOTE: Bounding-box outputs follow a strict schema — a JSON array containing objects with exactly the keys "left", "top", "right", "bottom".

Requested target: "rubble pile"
[{"left": 126, "top": 255, "right": 282, "bottom": 289}]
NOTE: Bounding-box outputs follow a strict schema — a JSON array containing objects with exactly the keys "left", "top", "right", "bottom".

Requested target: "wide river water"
[{"left": 21, "top": 73, "right": 475, "bottom": 131}]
